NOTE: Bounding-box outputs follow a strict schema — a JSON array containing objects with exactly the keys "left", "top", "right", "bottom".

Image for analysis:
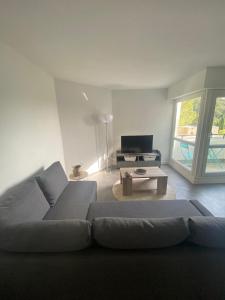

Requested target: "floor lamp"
[{"left": 99, "top": 113, "right": 113, "bottom": 172}]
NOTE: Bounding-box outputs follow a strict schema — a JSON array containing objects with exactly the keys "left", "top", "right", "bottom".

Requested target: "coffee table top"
[{"left": 120, "top": 167, "right": 167, "bottom": 179}]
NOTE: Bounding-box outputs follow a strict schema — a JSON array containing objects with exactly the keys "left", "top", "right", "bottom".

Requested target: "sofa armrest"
[
  {"left": 189, "top": 200, "right": 213, "bottom": 216},
  {"left": 0, "top": 219, "right": 91, "bottom": 253}
]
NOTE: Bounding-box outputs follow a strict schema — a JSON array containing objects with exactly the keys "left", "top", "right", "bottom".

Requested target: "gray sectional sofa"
[
  {"left": 0, "top": 161, "right": 225, "bottom": 300},
  {"left": 0, "top": 162, "right": 96, "bottom": 252}
]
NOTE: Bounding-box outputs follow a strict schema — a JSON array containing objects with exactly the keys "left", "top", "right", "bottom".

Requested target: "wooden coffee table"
[{"left": 120, "top": 167, "right": 168, "bottom": 196}]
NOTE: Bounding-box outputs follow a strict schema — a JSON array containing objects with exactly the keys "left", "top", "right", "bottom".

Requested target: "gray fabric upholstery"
[
  {"left": 0, "top": 219, "right": 91, "bottom": 252},
  {"left": 44, "top": 181, "right": 97, "bottom": 220},
  {"left": 36, "top": 161, "right": 68, "bottom": 206},
  {"left": 87, "top": 200, "right": 204, "bottom": 221},
  {"left": 0, "top": 245, "right": 225, "bottom": 300},
  {"left": 0, "top": 179, "right": 49, "bottom": 226},
  {"left": 189, "top": 200, "right": 213, "bottom": 216},
  {"left": 93, "top": 217, "right": 189, "bottom": 249},
  {"left": 189, "top": 217, "right": 225, "bottom": 248}
]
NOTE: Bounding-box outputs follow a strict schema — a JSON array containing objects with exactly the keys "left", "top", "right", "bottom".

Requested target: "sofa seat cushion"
[
  {"left": 93, "top": 217, "right": 189, "bottom": 249},
  {"left": 0, "top": 179, "right": 49, "bottom": 226},
  {"left": 36, "top": 161, "right": 68, "bottom": 206},
  {"left": 189, "top": 217, "right": 225, "bottom": 248},
  {"left": 0, "top": 219, "right": 91, "bottom": 252},
  {"left": 87, "top": 200, "right": 208, "bottom": 221},
  {"left": 44, "top": 181, "right": 97, "bottom": 220}
]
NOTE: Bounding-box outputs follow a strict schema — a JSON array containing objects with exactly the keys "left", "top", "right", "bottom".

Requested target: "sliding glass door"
[
  {"left": 171, "top": 96, "right": 202, "bottom": 171},
  {"left": 170, "top": 89, "right": 225, "bottom": 183}
]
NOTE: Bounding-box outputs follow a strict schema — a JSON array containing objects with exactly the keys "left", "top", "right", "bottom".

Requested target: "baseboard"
[
  {"left": 169, "top": 160, "right": 195, "bottom": 183},
  {"left": 193, "top": 176, "right": 225, "bottom": 184},
  {"left": 169, "top": 160, "right": 225, "bottom": 184}
]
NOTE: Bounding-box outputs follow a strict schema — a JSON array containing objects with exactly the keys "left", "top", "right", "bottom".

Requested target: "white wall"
[
  {"left": 112, "top": 89, "right": 173, "bottom": 163},
  {"left": 204, "top": 66, "right": 225, "bottom": 89},
  {"left": 0, "top": 42, "right": 64, "bottom": 195},
  {"left": 55, "top": 79, "right": 113, "bottom": 175},
  {"left": 168, "top": 67, "right": 225, "bottom": 100},
  {"left": 168, "top": 69, "right": 206, "bottom": 100}
]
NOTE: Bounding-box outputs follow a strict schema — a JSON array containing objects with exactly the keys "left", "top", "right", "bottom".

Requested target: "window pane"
[
  {"left": 209, "top": 98, "right": 225, "bottom": 146},
  {"left": 205, "top": 147, "right": 225, "bottom": 173},
  {"left": 172, "top": 140, "right": 194, "bottom": 170},
  {"left": 175, "top": 97, "right": 201, "bottom": 143},
  {"left": 205, "top": 97, "right": 225, "bottom": 173}
]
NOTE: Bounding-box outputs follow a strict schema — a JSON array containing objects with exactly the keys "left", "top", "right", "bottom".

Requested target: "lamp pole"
[
  {"left": 105, "top": 121, "right": 109, "bottom": 172},
  {"left": 99, "top": 113, "right": 113, "bottom": 172}
]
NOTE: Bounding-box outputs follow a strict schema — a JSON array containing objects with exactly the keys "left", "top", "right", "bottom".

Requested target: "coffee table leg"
[
  {"left": 157, "top": 177, "right": 168, "bottom": 194},
  {"left": 122, "top": 177, "right": 132, "bottom": 196}
]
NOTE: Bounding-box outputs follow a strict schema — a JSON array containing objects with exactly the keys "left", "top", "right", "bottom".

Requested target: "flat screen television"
[{"left": 121, "top": 135, "right": 153, "bottom": 153}]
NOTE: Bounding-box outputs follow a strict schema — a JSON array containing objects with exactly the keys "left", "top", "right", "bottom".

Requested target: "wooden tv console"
[{"left": 116, "top": 149, "right": 161, "bottom": 168}]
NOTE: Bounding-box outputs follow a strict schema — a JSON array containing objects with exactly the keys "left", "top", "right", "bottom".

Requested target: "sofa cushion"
[
  {"left": 87, "top": 200, "right": 205, "bottom": 221},
  {"left": 0, "top": 179, "right": 49, "bottom": 226},
  {"left": 93, "top": 217, "right": 189, "bottom": 249},
  {"left": 0, "top": 219, "right": 91, "bottom": 252},
  {"left": 36, "top": 161, "right": 68, "bottom": 206},
  {"left": 189, "top": 217, "right": 225, "bottom": 248},
  {"left": 44, "top": 181, "right": 97, "bottom": 220}
]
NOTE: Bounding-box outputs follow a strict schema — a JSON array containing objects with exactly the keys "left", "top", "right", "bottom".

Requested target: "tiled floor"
[{"left": 88, "top": 165, "right": 225, "bottom": 217}]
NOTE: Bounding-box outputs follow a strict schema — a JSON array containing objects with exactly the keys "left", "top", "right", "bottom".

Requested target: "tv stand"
[{"left": 116, "top": 150, "right": 161, "bottom": 168}]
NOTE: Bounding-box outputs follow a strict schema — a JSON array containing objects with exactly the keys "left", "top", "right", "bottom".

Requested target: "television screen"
[{"left": 121, "top": 135, "right": 153, "bottom": 153}]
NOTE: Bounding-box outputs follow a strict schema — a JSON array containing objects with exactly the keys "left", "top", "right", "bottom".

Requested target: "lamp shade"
[{"left": 99, "top": 113, "right": 113, "bottom": 124}]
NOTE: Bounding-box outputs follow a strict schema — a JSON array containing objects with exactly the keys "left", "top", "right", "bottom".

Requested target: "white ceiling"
[{"left": 0, "top": 0, "right": 225, "bottom": 88}]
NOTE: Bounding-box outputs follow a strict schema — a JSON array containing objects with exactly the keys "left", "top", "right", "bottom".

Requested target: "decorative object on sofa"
[{"left": 99, "top": 113, "right": 113, "bottom": 172}]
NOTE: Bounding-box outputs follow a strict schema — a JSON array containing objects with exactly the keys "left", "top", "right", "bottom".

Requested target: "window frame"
[
  {"left": 169, "top": 91, "right": 205, "bottom": 177},
  {"left": 202, "top": 90, "right": 225, "bottom": 175}
]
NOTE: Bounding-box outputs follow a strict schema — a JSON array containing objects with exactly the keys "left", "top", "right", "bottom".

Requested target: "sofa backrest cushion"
[
  {"left": 36, "top": 161, "right": 68, "bottom": 206},
  {"left": 0, "top": 179, "right": 49, "bottom": 226},
  {"left": 0, "top": 219, "right": 91, "bottom": 252},
  {"left": 189, "top": 217, "right": 225, "bottom": 248},
  {"left": 44, "top": 181, "right": 97, "bottom": 221},
  {"left": 93, "top": 217, "right": 189, "bottom": 249}
]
